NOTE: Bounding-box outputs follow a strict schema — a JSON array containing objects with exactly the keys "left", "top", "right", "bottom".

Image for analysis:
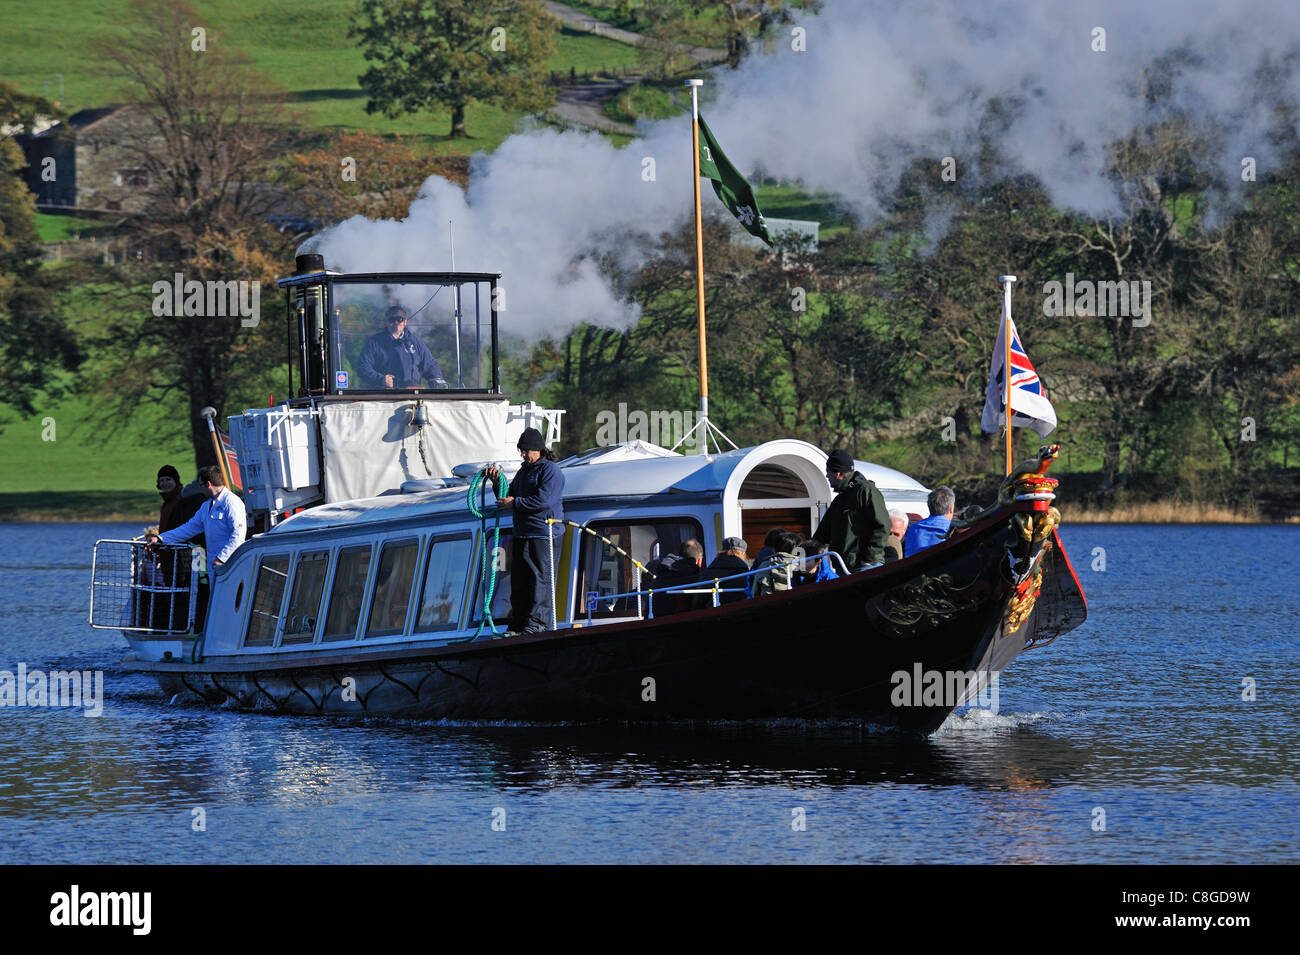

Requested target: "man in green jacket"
[{"left": 812, "top": 448, "right": 891, "bottom": 570}]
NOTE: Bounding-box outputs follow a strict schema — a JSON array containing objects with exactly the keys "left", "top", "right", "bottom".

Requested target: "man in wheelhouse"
[
  {"left": 812, "top": 448, "right": 891, "bottom": 571},
  {"left": 358, "top": 305, "right": 448, "bottom": 389}
]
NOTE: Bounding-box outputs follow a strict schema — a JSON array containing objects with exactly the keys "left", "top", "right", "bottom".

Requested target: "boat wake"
[{"left": 935, "top": 708, "right": 1061, "bottom": 734}]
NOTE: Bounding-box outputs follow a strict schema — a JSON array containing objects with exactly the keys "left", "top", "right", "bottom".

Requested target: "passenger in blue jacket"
[
  {"left": 902, "top": 486, "right": 956, "bottom": 556},
  {"left": 487, "top": 428, "right": 565, "bottom": 634}
]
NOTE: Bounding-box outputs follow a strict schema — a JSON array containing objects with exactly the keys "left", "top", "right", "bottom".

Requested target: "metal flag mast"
[
  {"left": 999, "top": 274, "right": 1016, "bottom": 476},
  {"left": 675, "top": 77, "right": 738, "bottom": 457}
]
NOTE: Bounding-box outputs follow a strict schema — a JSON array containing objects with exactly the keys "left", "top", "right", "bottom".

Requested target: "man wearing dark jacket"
[
  {"left": 487, "top": 428, "right": 565, "bottom": 633},
  {"left": 358, "top": 305, "right": 447, "bottom": 389},
  {"left": 646, "top": 539, "right": 704, "bottom": 615},
  {"left": 812, "top": 448, "right": 891, "bottom": 570},
  {"left": 704, "top": 537, "right": 751, "bottom": 605}
]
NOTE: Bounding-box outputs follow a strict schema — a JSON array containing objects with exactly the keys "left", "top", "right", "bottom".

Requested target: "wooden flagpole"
[
  {"left": 687, "top": 78, "right": 710, "bottom": 453},
  {"left": 999, "top": 275, "right": 1017, "bottom": 476},
  {"left": 200, "top": 406, "right": 233, "bottom": 488}
]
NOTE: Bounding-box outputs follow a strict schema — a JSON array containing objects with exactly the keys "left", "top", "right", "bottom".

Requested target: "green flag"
[{"left": 697, "top": 113, "right": 773, "bottom": 246}]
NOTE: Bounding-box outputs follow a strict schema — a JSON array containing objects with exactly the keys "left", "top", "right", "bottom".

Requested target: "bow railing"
[{"left": 89, "top": 539, "right": 198, "bottom": 634}]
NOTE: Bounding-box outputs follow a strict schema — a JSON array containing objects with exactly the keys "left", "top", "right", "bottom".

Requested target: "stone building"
[{"left": 18, "top": 105, "right": 159, "bottom": 213}]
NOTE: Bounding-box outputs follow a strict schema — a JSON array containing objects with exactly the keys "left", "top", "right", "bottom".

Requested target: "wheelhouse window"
[
  {"left": 244, "top": 555, "right": 290, "bottom": 647},
  {"left": 280, "top": 550, "right": 329, "bottom": 646},
  {"left": 366, "top": 539, "right": 419, "bottom": 637},
  {"left": 416, "top": 534, "right": 473, "bottom": 632},
  {"left": 329, "top": 280, "right": 495, "bottom": 393},
  {"left": 322, "top": 545, "right": 372, "bottom": 642},
  {"left": 578, "top": 519, "right": 703, "bottom": 617}
]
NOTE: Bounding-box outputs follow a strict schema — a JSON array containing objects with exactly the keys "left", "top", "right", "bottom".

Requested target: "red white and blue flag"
[
  {"left": 981, "top": 316, "right": 1057, "bottom": 438},
  {"left": 217, "top": 424, "right": 243, "bottom": 493}
]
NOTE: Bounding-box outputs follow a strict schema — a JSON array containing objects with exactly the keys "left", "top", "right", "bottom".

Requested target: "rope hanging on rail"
[{"left": 467, "top": 468, "right": 510, "bottom": 639}]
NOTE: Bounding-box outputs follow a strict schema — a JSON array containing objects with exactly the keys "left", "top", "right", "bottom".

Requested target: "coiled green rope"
[{"left": 467, "top": 468, "right": 510, "bottom": 639}]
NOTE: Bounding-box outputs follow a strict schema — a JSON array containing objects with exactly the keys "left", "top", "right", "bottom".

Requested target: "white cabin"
[{"left": 199, "top": 440, "right": 930, "bottom": 659}]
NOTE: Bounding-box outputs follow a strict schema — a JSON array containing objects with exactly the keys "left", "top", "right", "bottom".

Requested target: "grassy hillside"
[
  {"left": 4, "top": 1, "right": 642, "bottom": 153},
  {"left": 0, "top": 402, "right": 189, "bottom": 520},
  {"left": 4, "top": 0, "right": 870, "bottom": 522}
]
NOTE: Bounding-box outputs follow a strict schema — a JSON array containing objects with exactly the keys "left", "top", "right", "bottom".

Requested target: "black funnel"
[{"left": 295, "top": 253, "right": 325, "bottom": 274}]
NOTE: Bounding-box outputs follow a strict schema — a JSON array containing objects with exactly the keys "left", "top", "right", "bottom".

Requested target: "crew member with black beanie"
[{"left": 486, "top": 428, "right": 566, "bottom": 633}]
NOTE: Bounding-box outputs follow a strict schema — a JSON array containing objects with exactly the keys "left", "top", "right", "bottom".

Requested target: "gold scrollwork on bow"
[
  {"left": 878, "top": 573, "right": 985, "bottom": 629},
  {"left": 1006, "top": 564, "right": 1044, "bottom": 632}
]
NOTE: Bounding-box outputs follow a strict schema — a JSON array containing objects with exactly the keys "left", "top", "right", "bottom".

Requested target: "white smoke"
[{"left": 305, "top": 0, "right": 1300, "bottom": 338}]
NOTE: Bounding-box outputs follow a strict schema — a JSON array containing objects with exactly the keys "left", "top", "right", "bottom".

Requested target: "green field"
[
  {"left": 605, "top": 79, "right": 685, "bottom": 125},
  {"left": 4, "top": 2, "right": 645, "bottom": 153},
  {"left": 0, "top": 400, "right": 191, "bottom": 520},
  {"left": 754, "top": 183, "right": 855, "bottom": 239},
  {"left": 34, "top": 213, "right": 120, "bottom": 242}
]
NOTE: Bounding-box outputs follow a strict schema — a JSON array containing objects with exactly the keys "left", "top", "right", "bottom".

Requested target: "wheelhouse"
[{"left": 277, "top": 255, "right": 501, "bottom": 398}]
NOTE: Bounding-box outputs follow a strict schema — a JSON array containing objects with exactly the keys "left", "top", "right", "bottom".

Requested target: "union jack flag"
[{"left": 981, "top": 316, "right": 1057, "bottom": 438}]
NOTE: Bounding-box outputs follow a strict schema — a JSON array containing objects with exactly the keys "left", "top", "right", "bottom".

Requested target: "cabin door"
[
  {"left": 740, "top": 506, "right": 813, "bottom": 555},
  {"left": 735, "top": 461, "right": 822, "bottom": 554}
]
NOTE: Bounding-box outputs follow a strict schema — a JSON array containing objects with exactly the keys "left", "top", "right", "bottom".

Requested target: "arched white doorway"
[{"left": 720, "top": 440, "right": 831, "bottom": 553}]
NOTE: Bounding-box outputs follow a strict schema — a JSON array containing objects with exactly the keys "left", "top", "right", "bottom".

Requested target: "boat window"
[
  {"left": 244, "top": 555, "right": 291, "bottom": 647},
  {"left": 280, "top": 550, "right": 329, "bottom": 646},
  {"left": 469, "top": 530, "right": 513, "bottom": 624},
  {"left": 329, "top": 281, "right": 495, "bottom": 393},
  {"left": 322, "top": 545, "right": 372, "bottom": 642},
  {"left": 416, "top": 534, "right": 473, "bottom": 631},
  {"left": 578, "top": 519, "right": 703, "bottom": 617},
  {"left": 365, "top": 539, "right": 419, "bottom": 637}
]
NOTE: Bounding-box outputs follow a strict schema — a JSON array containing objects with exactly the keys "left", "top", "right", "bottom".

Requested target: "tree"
[
  {"left": 639, "top": 0, "right": 814, "bottom": 71},
  {"left": 85, "top": 0, "right": 299, "bottom": 466},
  {"left": 350, "top": 0, "right": 557, "bottom": 139},
  {"left": 0, "top": 82, "right": 81, "bottom": 417},
  {"left": 285, "top": 131, "right": 469, "bottom": 223}
]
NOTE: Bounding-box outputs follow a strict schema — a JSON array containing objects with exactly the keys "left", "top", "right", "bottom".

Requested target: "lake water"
[{"left": 0, "top": 522, "right": 1295, "bottom": 864}]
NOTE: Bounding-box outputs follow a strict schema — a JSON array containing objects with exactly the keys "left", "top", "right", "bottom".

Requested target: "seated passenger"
[
  {"left": 646, "top": 539, "right": 704, "bottom": 616},
  {"left": 794, "top": 539, "right": 840, "bottom": 586},
  {"left": 704, "top": 536, "right": 751, "bottom": 605},
  {"left": 902, "top": 486, "right": 956, "bottom": 557},
  {"left": 751, "top": 528, "right": 786, "bottom": 569},
  {"left": 753, "top": 531, "right": 802, "bottom": 596},
  {"left": 358, "top": 305, "right": 448, "bottom": 390},
  {"left": 883, "top": 508, "right": 909, "bottom": 562}
]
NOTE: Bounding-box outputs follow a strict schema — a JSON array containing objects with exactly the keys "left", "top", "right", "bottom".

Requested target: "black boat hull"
[{"left": 130, "top": 506, "right": 1086, "bottom": 735}]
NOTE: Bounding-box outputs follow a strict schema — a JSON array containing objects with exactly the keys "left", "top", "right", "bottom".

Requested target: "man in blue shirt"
[
  {"left": 487, "top": 428, "right": 565, "bottom": 634},
  {"left": 358, "top": 305, "right": 447, "bottom": 389},
  {"left": 902, "top": 486, "right": 956, "bottom": 557},
  {"left": 147, "top": 465, "right": 247, "bottom": 568}
]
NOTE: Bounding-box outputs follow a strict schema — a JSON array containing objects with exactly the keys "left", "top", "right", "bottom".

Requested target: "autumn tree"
[
  {"left": 350, "top": 0, "right": 557, "bottom": 139},
  {"left": 285, "top": 131, "right": 469, "bottom": 223},
  {"left": 86, "top": 0, "right": 299, "bottom": 466}
]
